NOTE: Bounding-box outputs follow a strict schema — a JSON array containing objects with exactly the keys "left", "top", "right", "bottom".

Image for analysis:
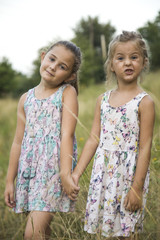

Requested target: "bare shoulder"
[
  {"left": 98, "top": 93, "right": 103, "bottom": 101},
  {"left": 63, "top": 85, "right": 77, "bottom": 95},
  {"left": 18, "top": 92, "right": 27, "bottom": 109},
  {"left": 139, "top": 94, "right": 155, "bottom": 110},
  {"left": 63, "top": 85, "right": 77, "bottom": 100},
  {"left": 62, "top": 85, "right": 78, "bottom": 116},
  {"left": 19, "top": 92, "right": 27, "bottom": 101},
  {"left": 139, "top": 94, "right": 155, "bottom": 122},
  {"left": 97, "top": 93, "right": 103, "bottom": 105}
]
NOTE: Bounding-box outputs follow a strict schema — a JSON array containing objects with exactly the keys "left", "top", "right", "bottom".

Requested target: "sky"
[{"left": 0, "top": 0, "right": 160, "bottom": 75}]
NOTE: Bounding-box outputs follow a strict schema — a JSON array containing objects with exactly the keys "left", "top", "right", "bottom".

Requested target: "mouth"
[
  {"left": 125, "top": 69, "right": 134, "bottom": 75},
  {"left": 45, "top": 70, "right": 54, "bottom": 77}
]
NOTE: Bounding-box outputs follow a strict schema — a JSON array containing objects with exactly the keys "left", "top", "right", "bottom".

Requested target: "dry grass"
[{"left": 0, "top": 71, "right": 160, "bottom": 239}]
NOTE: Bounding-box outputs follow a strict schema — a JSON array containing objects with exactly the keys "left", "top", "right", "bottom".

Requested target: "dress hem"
[{"left": 14, "top": 208, "right": 75, "bottom": 214}]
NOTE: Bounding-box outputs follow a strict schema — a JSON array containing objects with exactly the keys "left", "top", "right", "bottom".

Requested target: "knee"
[
  {"left": 23, "top": 231, "right": 33, "bottom": 240},
  {"left": 24, "top": 224, "right": 44, "bottom": 240},
  {"left": 24, "top": 231, "right": 42, "bottom": 240}
]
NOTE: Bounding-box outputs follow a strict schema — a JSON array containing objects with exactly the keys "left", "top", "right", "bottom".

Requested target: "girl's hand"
[
  {"left": 4, "top": 182, "right": 16, "bottom": 208},
  {"left": 61, "top": 174, "right": 80, "bottom": 201},
  {"left": 72, "top": 172, "right": 80, "bottom": 187},
  {"left": 124, "top": 186, "right": 143, "bottom": 212}
]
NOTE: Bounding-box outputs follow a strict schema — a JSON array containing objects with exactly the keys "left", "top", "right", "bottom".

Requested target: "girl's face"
[
  {"left": 40, "top": 45, "right": 75, "bottom": 87},
  {"left": 111, "top": 41, "right": 145, "bottom": 85}
]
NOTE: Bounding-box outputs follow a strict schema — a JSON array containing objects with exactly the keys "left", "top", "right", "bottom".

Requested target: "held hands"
[
  {"left": 60, "top": 173, "right": 80, "bottom": 201},
  {"left": 124, "top": 186, "right": 143, "bottom": 212},
  {"left": 4, "top": 182, "right": 16, "bottom": 208},
  {"left": 71, "top": 172, "right": 80, "bottom": 188}
]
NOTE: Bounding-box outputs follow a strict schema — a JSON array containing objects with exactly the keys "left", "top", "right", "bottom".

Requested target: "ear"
[
  {"left": 65, "top": 73, "right": 76, "bottom": 83},
  {"left": 143, "top": 57, "right": 148, "bottom": 69},
  {"left": 40, "top": 52, "right": 46, "bottom": 62},
  {"left": 111, "top": 63, "right": 114, "bottom": 72}
]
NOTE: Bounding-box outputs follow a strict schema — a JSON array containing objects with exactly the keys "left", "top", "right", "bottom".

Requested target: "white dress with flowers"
[{"left": 84, "top": 90, "right": 150, "bottom": 237}]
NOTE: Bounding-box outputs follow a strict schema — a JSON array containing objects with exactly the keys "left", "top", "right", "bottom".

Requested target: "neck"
[
  {"left": 116, "top": 82, "right": 141, "bottom": 93},
  {"left": 37, "top": 80, "right": 63, "bottom": 92},
  {"left": 35, "top": 82, "right": 62, "bottom": 99}
]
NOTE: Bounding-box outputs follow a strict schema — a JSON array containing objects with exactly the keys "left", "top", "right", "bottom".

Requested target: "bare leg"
[
  {"left": 45, "top": 224, "right": 52, "bottom": 240},
  {"left": 118, "top": 238, "right": 132, "bottom": 240},
  {"left": 115, "top": 238, "right": 130, "bottom": 240},
  {"left": 118, "top": 235, "right": 135, "bottom": 240},
  {"left": 24, "top": 211, "right": 53, "bottom": 240}
]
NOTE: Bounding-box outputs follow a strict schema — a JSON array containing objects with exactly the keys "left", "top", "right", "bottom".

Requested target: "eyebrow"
[
  {"left": 115, "top": 52, "right": 140, "bottom": 58},
  {"left": 116, "top": 51, "right": 139, "bottom": 55},
  {"left": 50, "top": 54, "right": 69, "bottom": 69}
]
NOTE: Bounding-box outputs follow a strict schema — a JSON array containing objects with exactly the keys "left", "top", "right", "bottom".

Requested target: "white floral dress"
[
  {"left": 84, "top": 90, "right": 150, "bottom": 237},
  {"left": 14, "top": 84, "right": 77, "bottom": 213}
]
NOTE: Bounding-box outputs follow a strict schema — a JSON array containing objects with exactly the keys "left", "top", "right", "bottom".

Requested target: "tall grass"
[{"left": 0, "top": 71, "right": 160, "bottom": 239}]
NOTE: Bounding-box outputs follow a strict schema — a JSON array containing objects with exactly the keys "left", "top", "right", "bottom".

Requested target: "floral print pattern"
[
  {"left": 84, "top": 90, "right": 150, "bottom": 237},
  {"left": 14, "top": 85, "right": 77, "bottom": 213}
]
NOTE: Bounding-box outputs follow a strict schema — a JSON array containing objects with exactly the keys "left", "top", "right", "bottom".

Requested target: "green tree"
[
  {"left": 0, "top": 57, "right": 32, "bottom": 98},
  {"left": 0, "top": 57, "right": 15, "bottom": 97},
  {"left": 12, "top": 71, "right": 30, "bottom": 97},
  {"left": 138, "top": 11, "right": 160, "bottom": 70},
  {"left": 28, "top": 48, "right": 42, "bottom": 88},
  {"left": 72, "top": 16, "right": 116, "bottom": 85}
]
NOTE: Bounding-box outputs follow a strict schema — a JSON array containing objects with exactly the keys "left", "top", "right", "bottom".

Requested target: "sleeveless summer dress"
[
  {"left": 14, "top": 84, "right": 77, "bottom": 213},
  {"left": 84, "top": 90, "right": 150, "bottom": 238}
]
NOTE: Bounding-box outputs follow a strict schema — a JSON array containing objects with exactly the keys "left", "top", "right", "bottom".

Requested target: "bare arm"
[
  {"left": 4, "top": 93, "right": 26, "bottom": 208},
  {"left": 124, "top": 95, "right": 155, "bottom": 212},
  {"left": 60, "top": 86, "right": 80, "bottom": 199},
  {"left": 72, "top": 94, "right": 102, "bottom": 184}
]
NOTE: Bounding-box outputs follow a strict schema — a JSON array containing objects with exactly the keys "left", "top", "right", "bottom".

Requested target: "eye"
[
  {"left": 117, "top": 57, "right": 123, "bottom": 61},
  {"left": 49, "top": 57, "right": 55, "bottom": 62},
  {"left": 131, "top": 55, "right": 138, "bottom": 60},
  {"left": 59, "top": 64, "right": 67, "bottom": 71}
]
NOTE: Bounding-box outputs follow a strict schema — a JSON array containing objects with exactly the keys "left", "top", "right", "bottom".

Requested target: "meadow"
[{"left": 0, "top": 70, "right": 160, "bottom": 239}]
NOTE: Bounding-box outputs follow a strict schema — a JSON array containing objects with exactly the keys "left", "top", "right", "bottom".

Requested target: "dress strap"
[
  {"left": 24, "top": 88, "right": 34, "bottom": 110},
  {"left": 134, "top": 92, "right": 148, "bottom": 107},
  {"left": 101, "top": 90, "right": 110, "bottom": 103},
  {"left": 60, "top": 84, "right": 70, "bottom": 91},
  {"left": 56, "top": 84, "right": 70, "bottom": 97}
]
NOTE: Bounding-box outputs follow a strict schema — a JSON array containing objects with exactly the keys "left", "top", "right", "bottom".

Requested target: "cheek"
[
  {"left": 39, "top": 65, "right": 43, "bottom": 75},
  {"left": 111, "top": 63, "right": 119, "bottom": 73},
  {"left": 39, "top": 63, "right": 46, "bottom": 76}
]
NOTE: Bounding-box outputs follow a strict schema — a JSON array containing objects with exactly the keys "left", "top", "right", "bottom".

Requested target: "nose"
[
  {"left": 124, "top": 57, "right": 131, "bottom": 66},
  {"left": 50, "top": 62, "right": 56, "bottom": 71}
]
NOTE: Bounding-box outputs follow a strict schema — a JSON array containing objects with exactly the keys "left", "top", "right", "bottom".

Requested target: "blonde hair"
[{"left": 104, "top": 30, "right": 150, "bottom": 84}]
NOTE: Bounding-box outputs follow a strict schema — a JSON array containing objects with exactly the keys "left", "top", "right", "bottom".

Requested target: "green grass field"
[{"left": 0, "top": 71, "right": 160, "bottom": 239}]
